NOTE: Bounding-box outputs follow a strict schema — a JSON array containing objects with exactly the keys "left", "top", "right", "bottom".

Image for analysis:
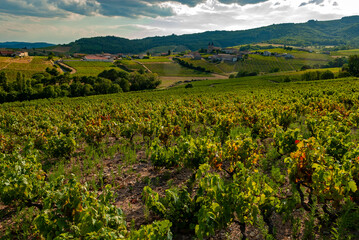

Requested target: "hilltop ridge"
[{"left": 62, "top": 16, "right": 359, "bottom": 54}]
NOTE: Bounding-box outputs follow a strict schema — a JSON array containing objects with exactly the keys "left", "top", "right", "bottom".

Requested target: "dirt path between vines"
[
  {"left": 57, "top": 61, "right": 77, "bottom": 74},
  {"left": 134, "top": 61, "right": 152, "bottom": 73}
]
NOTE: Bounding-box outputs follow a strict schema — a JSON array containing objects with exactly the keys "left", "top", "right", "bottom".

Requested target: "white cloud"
[{"left": 0, "top": 0, "right": 357, "bottom": 43}]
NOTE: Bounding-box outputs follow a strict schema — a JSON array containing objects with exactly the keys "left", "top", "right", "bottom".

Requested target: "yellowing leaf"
[
  {"left": 349, "top": 181, "right": 357, "bottom": 192},
  {"left": 260, "top": 194, "right": 266, "bottom": 203}
]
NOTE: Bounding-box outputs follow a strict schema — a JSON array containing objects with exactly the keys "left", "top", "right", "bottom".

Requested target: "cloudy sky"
[{"left": 0, "top": 0, "right": 358, "bottom": 44}]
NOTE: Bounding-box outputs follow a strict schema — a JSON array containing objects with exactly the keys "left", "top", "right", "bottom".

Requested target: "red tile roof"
[{"left": 85, "top": 55, "right": 112, "bottom": 60}]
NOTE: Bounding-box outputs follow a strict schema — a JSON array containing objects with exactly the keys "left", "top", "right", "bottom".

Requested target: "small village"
[{"left": 35, "top": 42, "right": 297, "bottom": 64}]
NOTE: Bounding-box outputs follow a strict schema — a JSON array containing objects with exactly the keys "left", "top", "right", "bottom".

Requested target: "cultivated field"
[
  {"left": 179, "top": 49, "right": 334, "bottom": 75},
  {"left": 331, "top": 49, "right": 359, "bottom": 57},
  {"left": 1, "top": 74, "right": 359, "bottom": 239},
  {"left": 63, "top": 60, "right": 119, "bottom": 77},
  {"left": 143, "top": 62, "right": 212, "bottom": 77},
  {"left": 118, "top": 60, "right": 146, "bottom": 72},
  {"left": 0, "top": 56, "right": 54, "bottom": 81}
]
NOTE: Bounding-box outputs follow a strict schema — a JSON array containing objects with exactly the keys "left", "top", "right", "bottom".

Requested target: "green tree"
[
  {"left": 0, "top": 72, "right": 9, "bottom": 91},
  {"left": 320, "top": 70, "right": 335, "bottom": 80},
  {"left": 16, "top": 72, "right": 26, "bottom": 93},
  {"left": 109, "top": 83, "right": 122, "bottom": 93},
  {"left": 348, "top": 55, "right": 359, "bottom": 76},
  {"left": 94, "top": 78, "right": 112, "bottom": 94},
  {"left": 129, "top": 72, "right": 161, "bottom": 91},
  {"left": 82, "top": 84, "right": 93, "bottom": 96},
  {"left": 0, "top": 89, "right": 7, "bottom": 102},
  {"left": 116, "top": 78, "right": 130, "bottom": 92},
  {"left": 47, "top": 52, "right": 55, "bottom": 60},
  {"left": 43, "top": 85, "right": 57, "bottom": 98},
  {"left": 70, "top": 81, "right": 83, "bottom": 97}
]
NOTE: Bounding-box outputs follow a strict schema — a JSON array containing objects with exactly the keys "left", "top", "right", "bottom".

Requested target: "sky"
[{"left": 0, "top": 0, "right": 358, "bottom": 44}]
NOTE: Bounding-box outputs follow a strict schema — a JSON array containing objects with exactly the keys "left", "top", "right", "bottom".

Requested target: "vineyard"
[
  {"left": 143, "top": 62, "right": 211, "bottom": 77},
  {"left": 63, "top": 60, "right": 119, "bottom": 77},
  {"left": 1, "top": 73, "right": 359, "bottom": 239},
  {"left": 178, "top": 49, "right": 334, "bottom": 75},
  {"left": 0, "top": 56, "right": 54, "bottom": 81},
  {"left": 331, "top": 49, "right": 359, "bottom": 57},
  {"left": 117, "top": 60, "right": 146, "bottom": 72},
  {"left": 136, "top": 57, "right": 172, "bottom": 63}
]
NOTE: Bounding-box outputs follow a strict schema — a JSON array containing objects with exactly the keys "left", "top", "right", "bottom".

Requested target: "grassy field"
[
  {"left": 0, "top": 56, "right": 54, "bottom": 81},
  {"left": 63, "top": 60, "right": 119, "bottom": 77}
]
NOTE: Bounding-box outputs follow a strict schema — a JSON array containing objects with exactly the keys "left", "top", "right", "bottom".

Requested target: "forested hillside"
[{"left": 63, "top": 16, "right": 359, "bottom": 54}]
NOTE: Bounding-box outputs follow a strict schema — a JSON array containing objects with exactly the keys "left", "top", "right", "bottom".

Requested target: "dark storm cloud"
[
  {"left": 0, "top": 0, "right": 269, "bottom": 18},
  {"left": 0, "top": 0, "right": 67, "bottom": 18}
]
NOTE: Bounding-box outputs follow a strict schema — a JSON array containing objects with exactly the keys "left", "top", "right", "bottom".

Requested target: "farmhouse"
[
  {"left": 182, "top": 54, "right": 194, "bottom": 59},
  {"left": 262, "top": 51, "right": 271, "bottom": 56},
  {"left": 83, "top": 54, "right": 116, "bottom": 62},
  {"left": 190, "top": 52, "right": 202, "bottom": 60},
  {"left": 73, "top": 53, "right": 86, "bottom": 58},
  {"left": 210, "top": 54, "right": 239, "bottom": 62},
  {"left": 223, "top": 48, "right": 238, "bottom": 54},
  {"left": 13, "top": 51, "right": 29, "bottom": 58},
  {"left": 283, "top": 53, "right": 294, "bottom": 59},
  {"left": 0, "top": 50, "right": 14, "bottom": 56}
]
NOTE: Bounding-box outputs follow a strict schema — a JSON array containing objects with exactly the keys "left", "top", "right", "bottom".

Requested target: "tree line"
[
  {"left": 0, "top": 68, "right": 161, "bottom": 103},
  {"left": 173, "top": 58, "right": 211, "bottom": 73}
]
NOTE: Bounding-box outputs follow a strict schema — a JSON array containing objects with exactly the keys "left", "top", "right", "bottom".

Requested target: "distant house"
[
  {"left": 283, "top": 53, "right": 294, "bottom": 59},
  {"left": 83, "top": 54, "right": 115, "bottom": 62},
  {"left": 262, "top": 51, "right": 271, "bottom": 56},
  {"left": 13, "top": 51, "right": 29, "bottom": 57},
  {"left": 182, "top": 54, "right": 194, "bottom": 59},
  {"left": 223, "top": 48, "right": 238, "bottom": 54},
  {"left": 0, "top": 50, "right": 14, "bottom": 56},
  {"left": 73, "top": 53, "right": 87, "bottom": 58},
  {"left": 210, "top": 54, "right": 239, "bottom": 62},
  {"left": 190, "top": 52, "right": 202, "bottom": 60}
]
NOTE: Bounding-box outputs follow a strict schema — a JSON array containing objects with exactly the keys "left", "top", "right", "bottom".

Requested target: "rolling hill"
[
  {"left": 62, "top": 15, "right": 359, "bottom": 54},
  {"left": 0, "top": 41, "right": 55, "bottom": 49}
]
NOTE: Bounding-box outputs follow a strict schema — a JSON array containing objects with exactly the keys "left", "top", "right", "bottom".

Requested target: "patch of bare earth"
[
  {"left": 66, "top": 141, "right": 194, "bottom": 228},
  {"left": 113, "top": 163, "right": 194, "bottom": 227},
  {"left": 0, "top": 204, "right": 16, "bottom": 236}
]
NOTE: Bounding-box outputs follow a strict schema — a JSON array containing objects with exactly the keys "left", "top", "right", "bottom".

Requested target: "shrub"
[{"left": 320, "top": 70, "right": 335, "bottom": 80}]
